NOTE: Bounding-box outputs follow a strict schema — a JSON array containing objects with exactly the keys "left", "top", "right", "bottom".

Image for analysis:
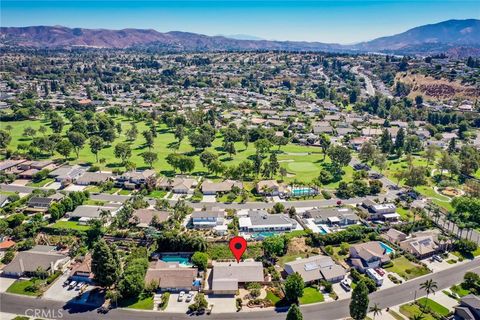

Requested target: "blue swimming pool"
[
  {"left": 161, "top": 255, "right": 192, "bottom": 266},
  {"left": 251, "top": 232, "right": 277, "bottom": 239},
  {"left": 379, "top": 242, "right": 394, "bottom": 254},
  {"left": 291, "top": 187, "right": 316, "bottom": 197}
]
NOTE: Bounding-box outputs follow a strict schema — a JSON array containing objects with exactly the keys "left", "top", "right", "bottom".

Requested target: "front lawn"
[
  {"left": 50, "top": 220, "right": 91, "bottom": 231},
  {"left": 385, "top": 256, "right": 430, "bottom": 280},
  {"left": 27, "top": 178, "right": 54, "bottom": 187},
  {"left": 118, "top": 189, "right": 133, "bottom": 195},
  {"left": 400, "top": 303, "right": 435, "bottom": 320},
  {"left": 6, "top": 279, "right": 43, "bottom": 296},
  {"left": 417, "top": 298, "right": 449, "bottom": 317},
  {"left": 299, "top": 287, "right": 324, "bottom": 305},
  {"left": 148, "top": 190, "right": 167, "bottom": 199},
  {"left": 451, "top": 284, "right": 471, "bottom": 297},
  {"left": 119, "top": 294, "right": 153, "bottom": 310}
]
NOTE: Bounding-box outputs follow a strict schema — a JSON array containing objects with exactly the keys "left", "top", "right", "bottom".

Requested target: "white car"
[
  {"left": 432, "top": 255, "right": 443, "bottom": 262},
  {"left": 185, "top": 293, "right": 193, "bottom": 302},
  {"left": 68, "top": 281, "right": 77, "bottom": 290},
  {"left": 75, "top": 282, "right": 84, "bottom": 290},
  {"left": 178, "top": 291, "right": 185, "bottom": 302},
  {"left": 340, "top": 279, "right": 351, "bottom": 292}
]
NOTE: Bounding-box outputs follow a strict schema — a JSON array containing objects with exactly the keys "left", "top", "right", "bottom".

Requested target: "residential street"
[{"left": 1, "top": 257, "right": 478, "bottom": 320}]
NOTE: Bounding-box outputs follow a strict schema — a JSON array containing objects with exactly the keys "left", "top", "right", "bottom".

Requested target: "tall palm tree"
[
  {"left": 369, "top": 303, "right": 382, "bottom": 320},
  {"left": 420, "top": 279, "right": 438, "bottom": 309}
]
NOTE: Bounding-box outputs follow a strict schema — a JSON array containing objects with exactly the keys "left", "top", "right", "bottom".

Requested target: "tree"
[
  {"left": 254, "top": 138, "right": 273, "bottom": 156},
  {"left": 141, "top": 151, "right": 158, "bottom": 169},
  {"left": 191, "top": 252, "right": 208, "bottom": 271},
  {"left": 318, "top": 133, "right": 331, "bottom": 160},
  {"left": 91, "top": 239, "right": 121, "bottom": 288},
  {"left": 142, "top": 130, "right": 154, "bottom": 150},
  {"left": 359, "top": 142, "right": 376, "bottom": 164},
  {"left": 24, "top": 127, "right": 37, "bottom": 139},
  {"left": 126, "top": 123, "right": 138, "bottom": 141},
  {"left": 328, "top": 145, "right": 352, "bottom": 171},
  {"left": 369, "top": 303, "right": 382, "bottom": 320},
  {"left": 89, "top": 136, "right": 104, "bottom": 162},
  {"left": 114, "top": 142, "right": 132, "bottom": 165},
  {"left": 425, "top": 145, "right": 437, "bottom": 169},
  {"left": 0, "top": 130, "right": 11, "bottom": 149},
  {"left": 350, "top": 279, "right": 369, "bottom": 320},
  {"left": 67, "top": 131, "right": 86, "bottom": 158},
  {"left": 56, "top": 139, "right": 73, "bottom": 160},
  {"left": 174, "top": 124, "right": 185, "bottom": 146},
  {"left": 419, "top": 279, "right": 438, "bottom": 308},
  {"left": 379, "top": 129, "right": 392, "bottom": 154},
  {"left": 285, "top": 272, "right": 304, "bottom": 303},
  {"left": 263, "top": 235, "right": 285, "bottom": 258},
  {"left": 286, "top": 304, "right": 303, "bottom": 320},
  {"left": 224, "top": 141, "right": 236, "bottom": 159},
  {"left": 395, "top": 128, "right": 405, "bottom": 151},
  {"left": 200, "top": 151, "right": 217, "bottom": 171},
  {"left": 118, "top": 258, "right": 148, "bottom": 298}
]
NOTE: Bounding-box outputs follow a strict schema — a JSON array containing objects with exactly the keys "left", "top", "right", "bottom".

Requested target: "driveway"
[
  {"left": 164, "top": 292, "right": 194, "bottom": 313},
  {"left": 422, "top": 254, "right": 460, "bottom": 273},
  {"left": 202, "top": 195, "right": 217, "bottom": 203},
  {"left": 0, "top": 277, "right": 16, "bottom": 293},
  {"left": 43, "top": 273, "right": 78, "bottom": 301},
  {"left": 63, "top": 184, "right": 87, "bottom": 192},
  {"left": 207, "top": 294, "right": 236, "bottom": 313}
]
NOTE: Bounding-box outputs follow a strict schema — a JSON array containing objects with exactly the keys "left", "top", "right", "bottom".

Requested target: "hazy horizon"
[{"left": 2, "top": 0, "right": 479, "bottom": 44}]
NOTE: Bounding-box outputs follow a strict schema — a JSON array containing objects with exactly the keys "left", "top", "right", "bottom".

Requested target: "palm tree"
[
  {"left": 369, "top": 303, "right": 382, "bottom": 320},
  {"left": 99, "top": 209, "right": 112, "bottom": 225},
  {"left": 420, "top": 279, "right": 438, "bottom": 309}
]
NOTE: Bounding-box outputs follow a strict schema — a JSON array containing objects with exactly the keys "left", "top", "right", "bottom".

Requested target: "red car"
[{"left": 375, "top": 268, "right": 385, "bottom": 276}]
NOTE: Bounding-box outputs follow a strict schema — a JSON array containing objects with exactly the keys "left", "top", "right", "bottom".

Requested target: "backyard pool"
[
  {"left": 379, "top": 242, "right": 395, "bottom": 254},
  {"left": 291, "top": 187, "right": 316, "bottom": 197},
  {"left": 161, "top": 255, "right": 192, "bottom": 266},
  {"left": 251, "top": 232, "right": 278, "bottom": 239}
]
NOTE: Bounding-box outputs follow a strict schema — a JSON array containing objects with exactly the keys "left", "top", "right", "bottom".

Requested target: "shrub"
[{"left": 321, "top": 190, "right": 332, "bottom": 199}]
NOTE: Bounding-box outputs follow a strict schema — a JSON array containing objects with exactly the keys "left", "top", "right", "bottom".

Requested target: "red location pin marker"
[{"left": 229, "top": 236, "right": 247, "bottom": 263}]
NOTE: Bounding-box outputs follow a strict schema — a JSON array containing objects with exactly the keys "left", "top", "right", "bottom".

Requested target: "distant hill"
[
  {"left": 1, "top": 19, "right": 479, "bottom": 56},
  {"left": 217, "top": 34, "right": 265, "bottom": 41}
]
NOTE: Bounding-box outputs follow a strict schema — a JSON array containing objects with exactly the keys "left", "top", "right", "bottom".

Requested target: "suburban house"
[
  {"left": 3, "top": 245, "right": 70, "bottom": 277},
  {"left": 157, "top": 176, "right": 197, "bottom": 194},
  {"left": 26, "top": 194, "right": 64, "bottom": 212},
  {"left": 361, "top": 200, "right": 399, "bottom": 221},
  {"left": 115, "top": 169, "right": 156, "bottom": 189},
  {"left": 130, "top": 208, "right": 170, "bottom": 228},
  {"left": 349, "top": 241, "right": 391, "bottom": 272},
  {"left": 201, "top": 180, "right": 243, "bottom": 195},
  {"left": 75, "top": 172, "right": 112, "bottom": 185},
  {"left": 382, "top": 228, "right": 407, "bottom": 244},
  {"left": 454, "top": 294, "right": 480, "bottom": 320},
  {"left": 69, "top": 253, "right": 94, "bottom": 284},
  {"left": 210, "top": 261, "right": 264, "bottom": 295},
  {"left": 67, "top": 204, "right": 122, "bottom": 224},
  {"left": 144, "top": 260, "right": 199, "bottom": 292},
  {"left": 303, "top": 207, "right": 360, "bottom": 227},
  {"left": 256, "top": 180, "right": 287, "bottom": 196},
  {"left": 49, "top": 165, "right": 86, "bottom": 185},
  {"left": 239, "top": 210, "right": 297, "bottom": 233},
  {"left": 0, "top": 238, "right": 16, "bottom": 253},
  {"left": 284, "top": 255, "right": 345, "bottom": 283},
  {"left": 191, "top": 209, "right": 225, "bottom": 229},
  {"left": 399, "top": 235, "right": 439, "bottom": 259}
]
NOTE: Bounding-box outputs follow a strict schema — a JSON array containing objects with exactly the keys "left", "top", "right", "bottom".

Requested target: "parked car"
[
  {"left": 75, "top": 282, "right": 84, "bottom": 290},
  {"left": 375, "top": 268, "right": 385, "bottom": 276},
  {"left": 340, "top": 279, "right": 351, "bottom": 292},
  {"left": 68, "top": 281, "right": 77, "bottom": 290},
  {"left": 63, "top": 280, "right": 70, "bottom": 287},
  {"left": 185, "top": 293, "right": 193, "bottom": 302},
  {"left": 178, "top": 291, "right": 185, "bottom": 302},
  {"left": 432, "top": 255, "right": 443, "bottom": 262},
  {"left": 369, "top": 172, "right": 383, "bottom": 179}
]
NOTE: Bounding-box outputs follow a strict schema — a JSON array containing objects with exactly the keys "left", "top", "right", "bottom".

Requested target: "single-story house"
[
  {"left": 239, "top": 210, "right": 297, "bottom": 233},
  {"left": 0, "top": 238, "right": 16, "bottom": 252},
  {"left": 69, "top": 253, "right": 94, "bottom": 284},
  {"left": 201, "top": 180, "right": 243, "bottom": 195},
  {"left": 361, "top": 200, "right": 399, "bottom": 221},
  {"left": 304, "top": 208, "right": 359, "bottom": 227},
  {"left": 67, "top": 204, "right": 121, "bottom": 222},
  {"left": 349, "top": 241, "right": 391, "bottom": 272},
  {"left": 382, "top": 228, "right": 407, "bottom": 244},
  {"left": 116, "top": 170, "right": 156, "bottom": 189},
  {"left": 3, "top": 245, "right": 70, "bottom": 277},
  {"left": 26, "top": 194, "right": 63, "bottom": 212},
  {"left": 210, "top": 261, "right": 264, "bottom": 295},
  {"left": 454, "top": 294, "right": 480, "bottom": 320},
  {"left": 157, "top": 177, "right": 197, "bottom": 194},
  {"left": 130, "top": 208, "right": 170, "bottom": 228},
  {"left": 284, "top": 255, "right": 345, "bottom": 283},
  {"left": 49, "top": 165, "right": 86, "bottom": 184},
  {"left": 75, "top": 172, "right": 113, "bottom": 185},
  {"left": 191, "top": 210, "right": 225, "bottom": 229},
  {"left": 145, "top": 260, "right": 198, "bottom": 292},
  {"left": 256, "top": 180, "right": 287, "bottom": 196}
]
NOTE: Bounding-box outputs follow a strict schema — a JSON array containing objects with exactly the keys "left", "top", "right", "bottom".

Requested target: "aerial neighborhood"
[{"left": 0, "top": 21, "right": 479, "bottom": 320}]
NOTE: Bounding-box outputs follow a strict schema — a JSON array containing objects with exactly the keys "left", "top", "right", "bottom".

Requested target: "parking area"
[
  {"left": 43, "top": 273, "right": 93, "bottom": 302},
  {"left": 164, "top": 291, "right": 196, "bottom": 313},
  {"left": 422, "top": 254, "right": 459, "bottom": 272},
  {"left": 206, "top": 294, "right": 236, "bottom": 313},
  {"left": 201, "top": 195, "right": 217, "bottom": 203},
  {"left": 0, "top": 277, "right": 17, "bottom": 293}
]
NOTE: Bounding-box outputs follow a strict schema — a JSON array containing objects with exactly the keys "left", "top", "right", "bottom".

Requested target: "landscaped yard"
[
  {"left": 385, "top": 256, "right": 430, "bottom": 280},
  {"left": 148, "top": 190, "right": 167, "bottom": 199},
  {"left": 6, "top": 279, "right": 43, "bottom": 296},
  {"left": 50, "top": 220, "right": 91, "bottom": 231},
  {"left": 299, "top": 287, "right": 324, "bottom": 305},
  {"left": 417, "top": 298, "right": 449, "bottom": 317},
  {"left": 400, "top": 303, "right": 435, "bottom": 320},
  {"left": 119, "top": 294, "right": 154, "bottom": 310},
  {"left": 451, "top": 284, "right": 471, "bottom": 297},
  {"left": 27, "top": 178, "right": 54, "bottom": 187}
]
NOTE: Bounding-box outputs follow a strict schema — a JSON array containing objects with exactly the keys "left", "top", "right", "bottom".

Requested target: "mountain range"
[{"left": 1, "top": 19, "right": 479, "bottom": 56}]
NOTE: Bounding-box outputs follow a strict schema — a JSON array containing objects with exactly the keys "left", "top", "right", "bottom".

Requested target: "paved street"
[{"left": 1, "top": 258, "right": 478, "bottom": 320}]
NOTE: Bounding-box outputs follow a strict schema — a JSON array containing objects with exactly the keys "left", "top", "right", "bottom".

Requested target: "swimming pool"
[
  {"left": 161, "top": 255, "right": 192, "bottom": 266},
  {"left": 251, "top": 232, "right": 280, "bottom": 239},
  {"left": 291, "top": 187, "right": 316, "bottom": 197},
  {"left": 379, "top": 242, "right": 394, "bottom": 254}
]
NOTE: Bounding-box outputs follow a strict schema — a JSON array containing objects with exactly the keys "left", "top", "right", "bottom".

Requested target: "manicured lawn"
[
  {"left": 50, "top": 220, "right": 91, "bottom": 231},
  {"left": 299, "top": 287, "right": 324, "bottom": 305},
  {"left": 417, "top": 298, "right": 449, "bottom": 316},
  {"left": 266, "top": 291, "right": 281, "bottom": 305},
  {"left": 451, "top": 284, "right": 471, "bottom": 297},
  {"left": 277, "top": 253, "right": 307, "bottom": 267},
  {"left": 6, "top": 279, "right": 43, "bottom": 296},
  {"left": 287, "top": 162, "right": 318, "bottom": 172},
  {"left": 400, "top": 303, "right": 435, "bottom": 320},
  {"left": 119, "top": 295, "right": 153, "bottom": 310},
  {"left": 84, "top": 199, "right": 106, "bottom": 206},
  {"left": 148, "top": 190, "right": 167, "bottom": 199},
  {"left": 385, "top": 256, "right": 430, "bottom": 280},
  {"left": 27, "top": 178, "right": 54, "bottom": 187},
  {"left": 396, "top": 207, "right": 412, "bottom": 221},
  {"left": 118, "top": 189, "right": 133, "bottom": 195}
]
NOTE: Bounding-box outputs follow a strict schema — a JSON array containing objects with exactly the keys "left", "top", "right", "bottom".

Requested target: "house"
[
  {"left": 69, "top": 253, "right": 94, "bottom": 284},
  {"left": 256, "top": 180, "right": 287, "bottom": 196},
  {"left": 210, "top": 261, "right": 264, "bottom": 295},
  {"left": 26, "top": 195, "right": 62, "bottom": 212},
  {"left": 49, "top": 165, "right": 86, "bottom": 184},
  {"left": 130, "top": 209, "right": 170, "bottom": 228},
  {"left": 191, "top": 210, "right": 225, "bottom": 229},
  {"left": 454, "top": 294, "right": 480, "bottom": 320},
  {"left": 0, "top": 159, "right": 27, "bottom": 172},
  {"left": 157, "top": 176, "right": 197, "bottom": 194},
  {"left": 201, "top": 180, "right": 243, "bottom": 195},
  {"left": 239, "top": 210, "right": 297, "bottom": 233},
  {"left": 349, "top": 241, "right": 391, "bottom": 272},
  {"left": 284, "top": 255, "right": 345, "bottom": 283},
  {"left": 361, "top": 200, "right": 399, "bottom": 222},
  {"left": 400, "top": 235, "right": 438, "bottom": 259},
  {"left": 145, "top": 260, "right": 198, "bottom": 292},
  {"left": 2, "top": 245, "right": 70, "bottom": 277},
  {"left": 0, "top": 238, "right": 16, "bottom": 252},
  {"left": 382, "top": 229, "right": 407, "bottom": 244},
  {"left": 116, "top": 170, "right": 156, "bottom": 189},
  {"left": 0, "top": 194, "right": 10, "bottom": 208},
  {"left": 75, "top": 172, "right": 112, "bottom": 185},
  {"left": 67, "top": 204, "right": 121, "bottom": 223},
  {"left": 312, "top": 121, "right": 334, "bottom": 134},
  {"left": 303, "top": 208, "right": 359, "bottom": 227}
]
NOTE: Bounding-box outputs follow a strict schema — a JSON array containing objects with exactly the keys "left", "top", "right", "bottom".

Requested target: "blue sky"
[{"left": 2, "top": 0, "right": 479, "bottom": 43}]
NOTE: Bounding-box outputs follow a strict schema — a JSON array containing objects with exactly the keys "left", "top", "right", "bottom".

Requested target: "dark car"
[{"left": 353, "top": 163, "right": 370, "bottom": 171}]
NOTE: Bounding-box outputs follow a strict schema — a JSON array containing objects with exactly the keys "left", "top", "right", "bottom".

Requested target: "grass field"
[
  {"left": 2, "top": 116, "right": 354, "bottom": 184},
  {"left": 26, "top": 178, "right": 54, "bottom": 187},
  {"left": 385, "top": 256, "right": 430, "bottom": 280},
  {"left": 50, "top": 220, "right": 91, "bottom": 231},
  {"left": 6, "top": 279, "right": 43, "bottom": 296},
  {"left": 299, "top": 287, "right": 324, "bottom": 304}
]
